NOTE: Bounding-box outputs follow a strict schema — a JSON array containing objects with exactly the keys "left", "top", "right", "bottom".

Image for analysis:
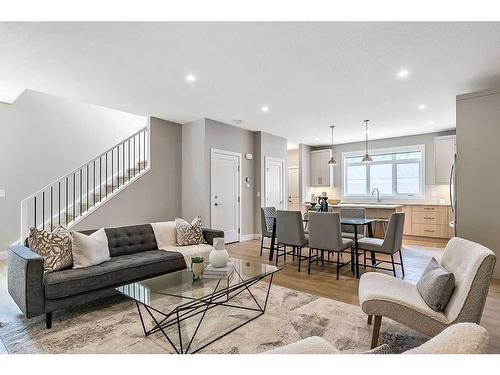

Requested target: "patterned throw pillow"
[
  {"left": 28, "top": 226, "right": 73, "bottom": 273},
  {"left": 175, "top": 217, "right": 206, "bottom": 246}
]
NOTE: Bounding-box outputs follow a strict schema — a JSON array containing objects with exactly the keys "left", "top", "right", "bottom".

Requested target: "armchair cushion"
[
  {"left": 264, "top": 336, "right": 337, "bottom": 354},
  {"left": 357, "top": 237, "right": 384, "bottom": 252}
]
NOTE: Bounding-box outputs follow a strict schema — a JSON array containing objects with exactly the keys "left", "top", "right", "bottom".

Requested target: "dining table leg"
[
  {"left": 354, "top": 226, "right": 360, "bottom": 278},
  {"left": 269, "top": 218, "right": 276, "bottom": 262},
  {"left": 367, "top": 222, "right": 376, "bottom": 265}
]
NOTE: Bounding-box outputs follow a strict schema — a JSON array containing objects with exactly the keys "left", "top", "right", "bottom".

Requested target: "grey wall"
[
  {"left": 75, "top": 118, "right": 182, "bottom": 230},
  {"left": 0, "top": 90, "right": 146, "bottom": 250},
  {"left": 287, "top": 149, "right": 299, "bottom": 167},
  {"left": 181, "top": 119, "right": 208, "bottom": 224},
  {"left": 311, "top": 130, "right": 456, "bottom": 189},
  {"left": 456, "top": 89, "right": 500, "bottom": 278},
  {"left": 299, "top": 144, "right": 311, "bottom": 203}
]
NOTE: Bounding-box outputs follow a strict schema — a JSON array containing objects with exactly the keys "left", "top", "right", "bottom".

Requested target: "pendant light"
[
  {"left": 328, "top": 125, "right": 337, "bottom": 165},
  {"left": 361, "top": 119, "right": 373, "bottom": 163}
]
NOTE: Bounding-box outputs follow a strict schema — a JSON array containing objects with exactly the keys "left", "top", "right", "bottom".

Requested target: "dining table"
[{"left": 267, "top": 216, "right": 378, "bottom": 278}]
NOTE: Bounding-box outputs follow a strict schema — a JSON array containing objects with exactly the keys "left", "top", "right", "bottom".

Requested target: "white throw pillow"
[
  {"left": 71, "top": 228, "right": 110, "bottom": 268},
  {"left": 151, "top": 221, "right": 177, "bottom": 249}
]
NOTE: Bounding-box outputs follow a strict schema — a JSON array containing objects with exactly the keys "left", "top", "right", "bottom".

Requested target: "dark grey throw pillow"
[{"left": 417, "top": 257, "right": 455, "bottom": 311}]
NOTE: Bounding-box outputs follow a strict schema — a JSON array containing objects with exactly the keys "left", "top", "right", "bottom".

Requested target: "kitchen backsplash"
[{"left": 307, "top": 184, "right": 450, "bottom": 205}]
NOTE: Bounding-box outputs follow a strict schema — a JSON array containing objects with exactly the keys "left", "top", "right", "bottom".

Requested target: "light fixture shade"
[
  {"left": 328, "top": 156, "right": 337, "bottom": 165},
  {"left": 361, "top": 153, "right": 373, "bottom": 163}
]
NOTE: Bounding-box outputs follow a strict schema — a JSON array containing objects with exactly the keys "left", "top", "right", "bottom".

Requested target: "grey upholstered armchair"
[
  {"left": 359, "top": 237, "right": 496, "bottom": 348},
  {"left": 276, "top": 210, "right": 309, "bottom": 271}
]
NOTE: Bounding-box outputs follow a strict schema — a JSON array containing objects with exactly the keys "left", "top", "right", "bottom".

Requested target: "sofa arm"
[
  {"left": 7, "top": 244, "right": 45, "bottom": 318},
  {"left": 202, "top": 228, "right": 224, "bottom": 245}
]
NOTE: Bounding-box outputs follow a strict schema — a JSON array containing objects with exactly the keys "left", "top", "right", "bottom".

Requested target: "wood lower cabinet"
[{"left": 404, "top": 205, "right": 452, "bottom": 239}]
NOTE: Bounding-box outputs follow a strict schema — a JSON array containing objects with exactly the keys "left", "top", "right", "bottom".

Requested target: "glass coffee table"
[{"left": 116, "top": 258, "right": 280, "bottom": 354}]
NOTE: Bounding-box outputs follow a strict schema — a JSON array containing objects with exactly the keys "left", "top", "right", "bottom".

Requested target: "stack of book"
[{"left": 202, "top": 262, "right": 235, "bottom": 279}]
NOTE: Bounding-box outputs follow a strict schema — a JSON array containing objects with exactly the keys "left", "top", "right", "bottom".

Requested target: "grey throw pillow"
[{"left": 417, "top": 257, "right": 455, "bottom": 311}]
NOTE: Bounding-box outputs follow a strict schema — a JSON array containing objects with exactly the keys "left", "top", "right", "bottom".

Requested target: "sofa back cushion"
[
  {"left": 151, "top": 221, "right": 177, "bottom": 249},
  {"left": 105, "top": 224, "right": 158, "bottom": 257}
]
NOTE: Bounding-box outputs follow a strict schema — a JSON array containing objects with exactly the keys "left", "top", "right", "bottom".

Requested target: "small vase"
[
  {"left": 209, "top": 237, "right": 229, "bottom": 268},
  {"left": 192, "top": 262, "right": 205, "bottom": 279}
]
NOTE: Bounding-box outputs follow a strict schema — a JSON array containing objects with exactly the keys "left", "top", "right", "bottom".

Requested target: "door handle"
[{"left": 214, "top": 203, "right": 222, "bottom": 206}]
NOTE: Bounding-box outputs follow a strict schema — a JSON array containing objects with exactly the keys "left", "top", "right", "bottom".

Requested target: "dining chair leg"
[
  {"left": 336, "top": 251, "right": 340, "bottom": 280},
  {"left": 390, "top": 253, "right": 396, "bottom": 277},
  {"left": 284, "top": 245, "right": 287, "bottom": 262},
  {"left": 367, "top": 314, "right": 372, "bottom": 325},
  {"left": 363, "top": 250, "right": 366, "bottom": 269},
  {"left": 259, "top": 236, "right": 264, "bottom": 256},
  {"left": 308, "top": 248, "right": 312, "bottom": 274},
  {"left": 298, "top": 247, "right": 302, "bottom": 272},
  {"left": 399, "top": 250, "right": 405, "bottom": 278},
  {"left": 292, "top": 246, "right": 295, "bottom": 262},
  {"left": 275, "top": 244, "right": 279, "bottom": 266},
  {"left": 371, "top": 316, "right": 382, "bottom": 349},
  {"left": 321, "top": 250, "right": 325, "bottom": 267}
]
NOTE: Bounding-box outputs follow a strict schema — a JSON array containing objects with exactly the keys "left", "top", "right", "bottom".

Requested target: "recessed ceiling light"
[
  {"left": 261, "top": 106, "right": 269, "bottom": 113},
  {"left": 428, "top": 120, "right": 435, "bottom": 125},
  {"left": 418, "top": 104, "right": 426, "bottom": 110},
  {"left": 397, "top": 69, "right": 409, "bottom": 78},
  {"left": 314, "top": 137, "right": 319, "bottom": 141},
  {"left": 185, "top": 74, "right": 197, "bottom": 83}
]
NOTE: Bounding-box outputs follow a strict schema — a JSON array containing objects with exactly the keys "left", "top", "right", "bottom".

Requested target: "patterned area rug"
[{"left": 0, "top": 283, "right": 428, "bottom": 354}]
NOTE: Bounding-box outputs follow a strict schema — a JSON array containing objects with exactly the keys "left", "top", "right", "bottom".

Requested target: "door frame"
[
  {"left": 210, "top": 148, "right": 242, "bottom": 243},
  {"left": 264, "top": 156, "right": 286, "bottom": 210}
]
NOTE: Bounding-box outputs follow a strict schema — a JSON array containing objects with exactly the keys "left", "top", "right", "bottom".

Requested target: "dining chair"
[
  {"left": 276, "top": 210, "right": 309, "bottom": 271},
  {"left": 356, "top": 212, "right": 405, "bottom": 278},
  {"left": 308, "top": 212, "right": 353, "bottom": 279},
  {"left": 340, "top": 208, "right": 366, "bottom": 240},
  {"left": 260, "top": 207, "right": 277, "bottom": 257}
]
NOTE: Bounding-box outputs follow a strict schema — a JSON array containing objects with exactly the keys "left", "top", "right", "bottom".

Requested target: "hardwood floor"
[{"left": 0, "top": 238, "right": 499, "bottom": 353}]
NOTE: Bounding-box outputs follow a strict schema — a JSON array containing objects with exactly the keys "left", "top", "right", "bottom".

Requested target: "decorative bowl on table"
[{"left": 328, "top": 199, "right": 341, "bottom": 205}]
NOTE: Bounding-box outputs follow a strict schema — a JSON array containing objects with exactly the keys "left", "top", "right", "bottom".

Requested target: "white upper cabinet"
[
  {"left": 434, "top": 135, "right": 456, "bottom": 184},
  {"left": 310, "top": 149, "right": 334, "bottom": 187}
]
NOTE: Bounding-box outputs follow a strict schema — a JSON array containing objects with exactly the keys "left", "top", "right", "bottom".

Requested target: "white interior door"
[
  {"left": 265, "top": 157, "right": 285, "bottom": 210},
  {"left": 288, "top": 167, "right": 300, "bottom": 211},
  {"left": 211, "top": 149, "right": 240, "bottom": 243}
]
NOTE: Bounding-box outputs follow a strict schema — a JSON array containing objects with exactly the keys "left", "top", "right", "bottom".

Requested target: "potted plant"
[{"left": 191, "top": 256, "right": 205, "bottom": 279}]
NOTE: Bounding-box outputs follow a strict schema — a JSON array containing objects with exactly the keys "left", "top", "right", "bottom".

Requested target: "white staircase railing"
[{"left": 20, "top": 125, "right": 150, "bottom": 241}]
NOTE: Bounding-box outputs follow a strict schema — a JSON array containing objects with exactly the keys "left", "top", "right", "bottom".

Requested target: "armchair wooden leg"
[
  {"left": 46, "top": 312, "right": 53, "bottom": 329},
  {"left": 370, "top": 315, "right": 382, "bottom": 349},
  {"left": 367, "top": 314, "right": 372, "bottom": 325}
]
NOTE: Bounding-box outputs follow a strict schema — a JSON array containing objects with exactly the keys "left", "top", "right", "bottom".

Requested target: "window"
[{"left": 343, "top": 145, "right": 424, "bottom": 198}]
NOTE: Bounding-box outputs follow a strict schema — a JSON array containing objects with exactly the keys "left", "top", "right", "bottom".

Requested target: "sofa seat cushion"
[
  {"left": 160, "top": 244, "right": 213, "bottom": 270},
  {"left": 44, "top": 250, "right": 186, "bottom": 299}
]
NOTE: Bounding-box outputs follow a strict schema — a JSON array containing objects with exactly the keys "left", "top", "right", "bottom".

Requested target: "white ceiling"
[{"left": 2, "top": 22, "right": 500, "bottom": 146}]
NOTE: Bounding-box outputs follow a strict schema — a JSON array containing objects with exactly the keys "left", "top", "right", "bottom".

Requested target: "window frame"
[{"left": 342, "top": 144, "right": 425, "bottom": 200}]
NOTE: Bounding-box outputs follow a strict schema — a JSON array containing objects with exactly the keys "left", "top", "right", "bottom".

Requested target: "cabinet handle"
[
  {"left": 424, "top": 217, "right": 435, "bottom": 220},
  {"left": 424, "top": 229, "right": 435, "bottom": 232},
  {"left": 424, "top": 207, "right": 435, "bottom": 210}
]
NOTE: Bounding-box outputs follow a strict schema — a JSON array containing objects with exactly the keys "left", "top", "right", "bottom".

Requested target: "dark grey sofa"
[{"left": 7, "top": 223, "right": 223, "bottom": 329}]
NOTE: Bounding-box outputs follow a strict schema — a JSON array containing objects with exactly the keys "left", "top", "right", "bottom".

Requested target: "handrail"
[{"left": 21, "top": 126, "right": 147, "bottom": 203}]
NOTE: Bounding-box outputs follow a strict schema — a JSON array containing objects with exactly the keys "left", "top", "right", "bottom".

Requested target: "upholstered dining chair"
[
  {"left": 359, "top": 237, "right": 496, "bottom": 349},
  {"left": 260, "top": 207, "right": 277, "bottom": 257},
  {"left": 276, "top": 210, "right": 309, "bottom": 271},
  {"left": 356, "top": 212, "right": 405, "bottom": 278},
  {"left": 308, "top": 212, "right": 353, "bottom": 278},
  {"left": 340, "top": 207, "right": 366, "bottom": 240}
]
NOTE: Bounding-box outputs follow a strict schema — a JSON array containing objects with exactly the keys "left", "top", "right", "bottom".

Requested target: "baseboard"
[
  {"left": 239, "top": 233, "right": 258, "bottom": 242},
  {"left": 0, "top": 250, "right": 7, "bottom": 261}
]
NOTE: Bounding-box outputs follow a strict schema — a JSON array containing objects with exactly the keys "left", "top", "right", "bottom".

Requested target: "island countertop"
[{"left": 328, "top": 203, "right": 404, "bottom": 209}]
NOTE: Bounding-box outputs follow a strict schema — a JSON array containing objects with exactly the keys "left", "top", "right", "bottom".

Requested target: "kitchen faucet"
[{"left": 371, "top": 188, "right": 381, "bottom": 203}]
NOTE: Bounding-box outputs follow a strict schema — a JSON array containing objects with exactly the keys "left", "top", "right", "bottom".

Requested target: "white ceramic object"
[{"left": 209, "top": 237, "right": 229, "bottom": 268}]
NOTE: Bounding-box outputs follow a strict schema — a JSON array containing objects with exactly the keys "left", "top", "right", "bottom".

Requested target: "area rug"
[{"left": 0, "top": 283, "right": 428, "bottom": 354}]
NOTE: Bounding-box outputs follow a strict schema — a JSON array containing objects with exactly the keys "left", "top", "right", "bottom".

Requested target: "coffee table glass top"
[{"left": 116, "top": 258, "right": 279, "bottom": 312}]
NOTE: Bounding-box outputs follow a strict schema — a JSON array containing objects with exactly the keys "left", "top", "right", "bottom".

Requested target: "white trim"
[
  {"left": 264, "top": 156, "right": 286, "bottom": 210},
  {"left": 341, "top": 144, "right": 426, "bottom": 200},
  {"left": 210, "top": 148, "right": 242, "bottom": 243},
  {"left": 239, "top": 233, "right": 258, "bottom": 242},
  {"left": 0, "top": 250, "right": 6, "bottom": 261}
]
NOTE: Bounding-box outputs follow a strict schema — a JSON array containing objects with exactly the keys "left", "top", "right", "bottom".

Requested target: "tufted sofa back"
[{"left": 104, "top": 224, "right": 158, "bottom": 257}]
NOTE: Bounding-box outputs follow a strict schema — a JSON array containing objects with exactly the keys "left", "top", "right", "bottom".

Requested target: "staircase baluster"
[
  {"left": 66, "top": 178, "right": 68, "bottom": 226},
  {"left": 42, "top": 191, "right": 45, "bottom": 230},
  {"left": 138, "top": 132, "right": 141, "bottom": 172},
  {"left": 117, "top": 145, "right": 120, "bottom": 188},
  {"left": 93, "top": 160, "right": 96, "bottom": 206},
  {"left": 73, "top": 173, "right": 76, "bottom": 222},
  {"left": 111, "top": 148, "right": 114, "bottom": 192},
  {"left": 99, "top": 157, "right": 102, "bottom": 202},
  {"left": 58, "top": 181, "right": 61, "bottom": 226},
  {"left": 80, "top": 169, "right": 83, "bottom": 216},
  {"left": 50, "top": 187, "right": 53, "bottom": 231},
  {"left": 34, "top": 196, "right": 37, "bottom": 229},
  {"left": 122, "top": 142, "right": 125, "bottom": 185},
  {"left": 128, "top": 139, "right": 131, "bottom": 181},
  {"left": 105, "top": 152, "right": 108, "bottom": 197}
]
